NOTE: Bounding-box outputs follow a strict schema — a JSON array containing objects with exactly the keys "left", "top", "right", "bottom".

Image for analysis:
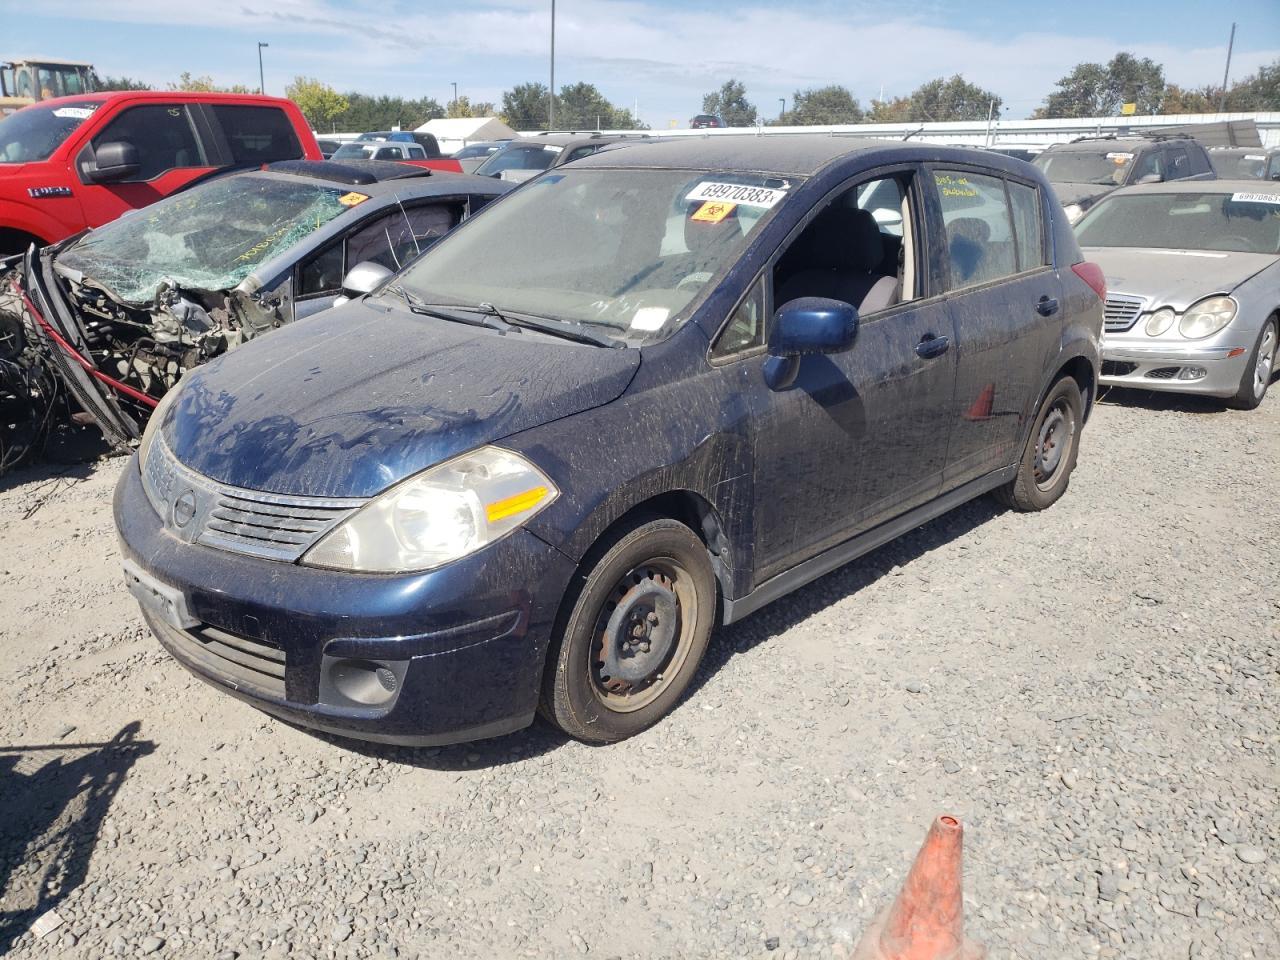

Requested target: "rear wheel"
[
  {"left": 540, "top": 518, "right": 716, "bottom": 744},
  {"left": 993, "top": 376, "right": 1083, "bottom": 512},
  {"left": 1226, "top": 316, "right": 1277, "bottom": 411}
]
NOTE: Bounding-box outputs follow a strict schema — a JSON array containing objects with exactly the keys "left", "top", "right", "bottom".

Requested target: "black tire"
[
  {"left": 993, "top": 376, "right": 1083, "bottom": 512},
  {"left": 1226, "top": 316, "right": 1277, "bottom": 411},
  {"left": 540, "top": 517, "right": 716, "bottom": 744}
]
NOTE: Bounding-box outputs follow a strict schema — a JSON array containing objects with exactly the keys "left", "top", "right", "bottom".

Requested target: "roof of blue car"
[{"left": 570, "top": 134, "right": 996, "bottom": 177}]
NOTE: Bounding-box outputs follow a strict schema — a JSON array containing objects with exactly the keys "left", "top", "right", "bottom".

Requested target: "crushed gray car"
[
  {"left": 1076, "top": 179, "right": 1280, "bottom": 409},
  {"left": 1, "top": 159, "right": 512, "bottom": 457}
]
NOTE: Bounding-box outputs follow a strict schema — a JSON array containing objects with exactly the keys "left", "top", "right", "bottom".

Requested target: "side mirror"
[
  {"left": 336, "top": 261, "right": 395, "bottom": 305},
  {"left": 1135, "top": 173, "right": 1163, "bottom": 185},
  {"left": 87, "top": 141, "right": 140, "bottom": 183},
  {"left": 763, "top": 297, "right": 859, "bottom": 391}
]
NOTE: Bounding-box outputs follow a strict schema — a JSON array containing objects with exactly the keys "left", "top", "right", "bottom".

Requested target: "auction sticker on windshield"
[
  {"left": 1231, "top": 192, "right": 1280, "bottom": 205},
  {"left": 338, "top": 191, "right": 370, "bottom": 207},
  {"left": 686, "top": 181, "right": 787, "bottom": 209},
  {"left": 52, "top": 107, "right": 96, "bottom": 120},
  {"left": 1106, "top": 152, "right": 1134, "bottom": 161}
]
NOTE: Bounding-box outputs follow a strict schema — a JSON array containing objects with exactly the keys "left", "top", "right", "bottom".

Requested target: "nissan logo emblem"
[{"left": 173, "top": 490, "right": 197, "bottom": 528}]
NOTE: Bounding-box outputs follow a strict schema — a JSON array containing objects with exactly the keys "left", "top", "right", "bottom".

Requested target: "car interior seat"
[
  {"left": 947, "top": 217, "right": 990, "bottom": 285},
  {"left": 776, "top": 207, "right": 899, "bottom": 314}
]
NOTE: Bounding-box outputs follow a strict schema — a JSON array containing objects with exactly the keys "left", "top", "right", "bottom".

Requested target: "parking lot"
[{"left": 1, "top": 384, "right": 1275, "bottom": 960}]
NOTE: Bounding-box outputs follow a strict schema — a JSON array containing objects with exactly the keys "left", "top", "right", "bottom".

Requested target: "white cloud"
[{"left": 12, "top": 0, "right": 1279, "bottom": 122}]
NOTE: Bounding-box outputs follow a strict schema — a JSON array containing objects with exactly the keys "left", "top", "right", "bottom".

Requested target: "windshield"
[
  {"left": 397, "top": 167, "right": 789, "bottom": 341},
  {"left": 1076, "top": 190, "right": 1280, "bottom": 256},
  {"left": 455, "top": 143, "right": 499, "bottom": 159},
  {"left": 58, "top": 175, "right": 357, "bottom": 303},
  {"left": 473, "top": 144, "right": 562, "bottom": 176},
  {"left": 1033, "top": 149, "right": 1133, "bottom": 186},
  {"left": 1208, "top": 150, "right": 1270, "bottom": 180},
  {"left": 333, "top": 142, "right": 380, "bottom": 160},
  {"left": 0, "top": 101, "right": 98, "bottom": 163}
]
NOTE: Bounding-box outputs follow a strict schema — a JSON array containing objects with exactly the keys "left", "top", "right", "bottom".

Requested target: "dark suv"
[
  {"left": 116, "top": 137, "right": 1103, "bottom": 747},
  {"left": 1033, "top": 134, "right": 1214, "bottom": 224},
  {"left": 473, "top": 132, "right": 648, "bottom": 182}
]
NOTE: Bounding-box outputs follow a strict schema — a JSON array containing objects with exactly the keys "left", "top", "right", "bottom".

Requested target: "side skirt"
[{"left": 721, "top": 466, "right": 1016, "bottom": 625}]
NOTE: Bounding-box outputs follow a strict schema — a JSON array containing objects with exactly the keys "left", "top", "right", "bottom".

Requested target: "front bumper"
[
  {"left": 114, "top": 461, "right": 577, "bottom": 745},
  {"left": 1100, "top": 334, "right": 1249, "bottom": 398}
]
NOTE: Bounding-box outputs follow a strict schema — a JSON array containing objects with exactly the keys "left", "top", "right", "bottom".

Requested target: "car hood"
[
  {"left": 1082, "top": 246, "right": 1276, "bottom": 310},
  {"left": 164, "top": 300, "right": 640, "bottom": 498},
  {"left": 1050, "top": 182, "right": 1114, "bottom": 206}
]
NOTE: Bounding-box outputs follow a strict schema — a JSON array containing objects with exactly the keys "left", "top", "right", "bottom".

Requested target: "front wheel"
[
  {"left": 1226, "top": 316, "right": 1277, "bottom": 411},
  {"left": 993, "top": 376, "right": 1083, "bottom": 512},
  {"left": 540, "top": 518, "right": 716, "bottom": 744}
]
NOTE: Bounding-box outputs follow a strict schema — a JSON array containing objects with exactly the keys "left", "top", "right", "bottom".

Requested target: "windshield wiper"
[
  {"left": 389, "top": 286, "right": 513, "bottom": 332},
  {"left": 502, "top": 311, "right": 624, "bottom": 348}
]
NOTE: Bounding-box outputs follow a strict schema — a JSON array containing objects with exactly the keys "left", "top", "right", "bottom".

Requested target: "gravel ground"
[{"left": 1, "top": 385, "right": 1277, "bottom": 960}]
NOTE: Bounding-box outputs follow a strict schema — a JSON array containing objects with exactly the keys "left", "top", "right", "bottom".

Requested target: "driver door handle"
[
  {"left": 915, "top": 333, "right": 950, "bottom": 359},
  {"left": 1036, "top": 296, "right": 1060, "bottom": 317}
]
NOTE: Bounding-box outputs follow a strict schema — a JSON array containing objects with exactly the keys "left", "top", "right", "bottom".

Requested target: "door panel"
[{"left": 750, "top": 300, "right": 956, "bottom": 583}]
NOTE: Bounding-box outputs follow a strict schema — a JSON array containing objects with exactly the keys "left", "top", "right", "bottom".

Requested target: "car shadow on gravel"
[
  {"left": 692, "top": 495, "right": 1006, "bottom": 697},
  {"left": 0, "top": 722, "right": 155, "bottom": 953},
  {"left": 294, "top": 718, "right": 569, "bottom": 771}
]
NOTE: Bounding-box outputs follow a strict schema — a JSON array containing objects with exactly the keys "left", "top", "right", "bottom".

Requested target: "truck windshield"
[{"left": 0, "top": 101, "right": 99, "bottom": 163}]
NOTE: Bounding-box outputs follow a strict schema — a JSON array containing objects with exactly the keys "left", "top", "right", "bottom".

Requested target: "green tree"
[
  {"left": 777, "top": 85, "right": 863, "bottom": 125},
  {"left": 1036, "top": 53, "right": 1165, "bottom": 118},
  {"left": 701, "top": 79, "right": 756, "bottom": 126},
  {"left": 868, "top": 76, "right": 999, "bottom": 123},
  {"left": 554, "top": 82, "right": 643, "bottom": 129},
  {"left": 285, "top": 76, "right": 349, "bottom": 130},
  {"left": 446, "top": 95, "right": 497, "bottom": 119},
  {"left": 167, "top": 71, "right": 252, "bottom": 94},
  {"left": 1224, "top": 58, "right": 1280, "bottom": 110},
  {"left": 1161, "top": 83, "right": 1219, "bottom": 114},
  {"left": 335, "top": 93, "right": 443, "bottom": 132},
  {"left": 90, "top": 71, "right": 149, "bottom": 92},
  {"left": 501, "top": 82, "right": 550, "bottom": 130}
]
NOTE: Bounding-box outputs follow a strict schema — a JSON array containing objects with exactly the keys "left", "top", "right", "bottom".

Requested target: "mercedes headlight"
[
  {"left": 302, "top": 446, "right": 558, "bottom": 573},
  {"left": 1063, "top": 203, "right": 1084, "bottom": 225},
  {"left": 1178, "top": 296, "right": 1236, "bottom": 339},
  {"left": 1144, "top": 308, "right": 1176, "bottom": 337}
]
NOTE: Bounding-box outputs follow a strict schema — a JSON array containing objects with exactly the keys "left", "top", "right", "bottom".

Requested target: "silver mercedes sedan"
[{"left": 1075, "top": 180, "right": 1279, "bottom": 409}]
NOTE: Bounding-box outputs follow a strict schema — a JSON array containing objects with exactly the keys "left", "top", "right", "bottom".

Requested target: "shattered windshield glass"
[
  {"left": 57, "top": 174, "right": 358, "bottom": 304},
  {"left": 0, "top": 101, "right": 99, "bottom": 163}
]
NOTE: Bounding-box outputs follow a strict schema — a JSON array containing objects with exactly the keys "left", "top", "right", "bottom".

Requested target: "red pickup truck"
[{"left": 0, "top": 91, "right": 327, "bottom": 255}]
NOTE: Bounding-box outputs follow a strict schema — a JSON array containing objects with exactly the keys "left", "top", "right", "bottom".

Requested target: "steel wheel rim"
[
  {"left": 1033, "top": 400, "right": 1073, "bottom": 492},
  {"left": 1254, "top": 325, "right": 1276, "bottom": 399},
  {"left": 590, "top": 556, "right": 697, "bottom": 713}
]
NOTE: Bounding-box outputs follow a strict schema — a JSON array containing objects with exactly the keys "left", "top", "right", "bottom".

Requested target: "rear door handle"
[
  {"left": 915, "top": 334, "right": 950, "bottom": 359},
  {"left": 1036, "top": 296, "right": 1059, "bottom": 317}
]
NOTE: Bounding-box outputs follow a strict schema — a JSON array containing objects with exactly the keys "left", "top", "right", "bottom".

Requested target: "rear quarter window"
[{"left": 211, "top": 105, "right": 303, "bottom": 165}]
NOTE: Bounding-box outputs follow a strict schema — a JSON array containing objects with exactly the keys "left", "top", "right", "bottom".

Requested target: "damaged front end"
[
  {"left": 0, "top": 255, "right": 59, "bottom": 473},
  {"left": 16, "top": 243, "right": 286, "bottom": 451}
]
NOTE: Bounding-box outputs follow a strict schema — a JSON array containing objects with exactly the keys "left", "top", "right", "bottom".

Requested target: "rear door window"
[
  {"left": 1007, "top": 182, "right": 1047, "bottom": 271},
  {"left": 209, "top": 105, "right": 302, "bottom": 165},
  {"left": 1165, "top": 146, "right": 1192, "bottom": 180},
  {"left": 933, "top": 169, "right": 1018, "bottom": 290},
  {"left": 91, "top": 104, "right": 205, "bottom": 181},
  {"left": 375, "top": 146, "right": 404, "bottom": 161}
]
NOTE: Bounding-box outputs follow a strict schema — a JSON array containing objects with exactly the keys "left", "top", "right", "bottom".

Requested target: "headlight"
[
  {"left": 1178, "top": 296, "right": 1236, "bottom": 339},
  {"left": 137, "top": 385, "right": 181, "bottom": 469},
  {"left": 1144, "top": 308, "right": 1176, "bottom": 336},
  {"left": 302, "top": 446, "right": 558, "bottom": 573},
  {"left": 1063, "top": 203, "right": 1084, "bottom": 225}
]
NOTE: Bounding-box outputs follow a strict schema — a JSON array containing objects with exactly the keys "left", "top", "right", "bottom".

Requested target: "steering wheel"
[{"left": 676, "top": 271, "right": 713, "bottom": 290}]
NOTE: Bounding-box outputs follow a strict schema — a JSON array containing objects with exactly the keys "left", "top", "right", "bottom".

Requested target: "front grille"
[
  {"left": 1101, "top": 360, "right": 1138, "bottom": 377},
  {"left": 150, "top": 616, "right": 286, "bottom": 699},
  {"left": 142, "top": 435, "right": 366, "bottom": 562},
  {"left": 1104, "top": 293, "right": 1146, "bottom": 332},
  {"left": 1147, "top": 367, "right": 1179, "bottom": 380}
]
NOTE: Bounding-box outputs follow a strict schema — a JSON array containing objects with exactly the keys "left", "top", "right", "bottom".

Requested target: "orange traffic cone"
[
  {"left": 963, "top": 384, "right": 995, "bottom": 421},
  {"left": 851, "top": 815, "right": 986, "bottom": 960}
]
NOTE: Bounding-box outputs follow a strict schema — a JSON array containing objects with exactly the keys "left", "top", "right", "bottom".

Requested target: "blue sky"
[{"left": 2, "top": 0, "right": 1277, "bottom": 127}]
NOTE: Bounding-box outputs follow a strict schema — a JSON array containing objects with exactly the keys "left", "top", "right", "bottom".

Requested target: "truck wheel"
[
  {"left": 540, "top": 518, "right": 716, "bottom": 744},
  {"left": 1226, "top": 316, "right": 1277, "bottom": 411},
  {"left": 993, "top": 376, "right": 1083, "bottom": 512}
]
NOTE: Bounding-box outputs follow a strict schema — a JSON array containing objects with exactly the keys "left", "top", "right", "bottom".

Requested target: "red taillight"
[{"left": 1072, "top": 261, "right": 1107, "bottom": 302}]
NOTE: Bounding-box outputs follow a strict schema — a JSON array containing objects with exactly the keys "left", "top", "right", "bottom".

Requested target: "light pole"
[
  {"left": 1219, "top": 21, "right": 1236, "bottom": 112},
  {"left": 548, "top": 0, "right": 556, "bottom": 130},
  {"left": 778, "top": 98, "right": 785, "bottom": 121},
  {"left": 257, "top": 42, "right": 268, "bottom": 95},
  {"left": 451, "top": 81, "right": 458, "bottom": 114}
]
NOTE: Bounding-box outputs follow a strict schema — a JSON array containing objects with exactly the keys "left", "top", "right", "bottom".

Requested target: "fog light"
[
  {"left": 321, "top": 656, "right": 407, "bottom": 707},
  {"left": 1177, "top": 367, "right": 1207, "bottom": 381}
]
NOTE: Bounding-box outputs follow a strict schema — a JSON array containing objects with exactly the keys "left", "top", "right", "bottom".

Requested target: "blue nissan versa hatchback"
[{"left": 115, "top": 137, "right": 1104, "bottom": 745}]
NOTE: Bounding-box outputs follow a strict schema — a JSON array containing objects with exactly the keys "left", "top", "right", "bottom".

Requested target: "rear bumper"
[
  {"left": 1100, "top": 337, "right": 1248, "bottom": 398},
  {"left": 115, "top": 461, "right": 577, "bottom": 745}
]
